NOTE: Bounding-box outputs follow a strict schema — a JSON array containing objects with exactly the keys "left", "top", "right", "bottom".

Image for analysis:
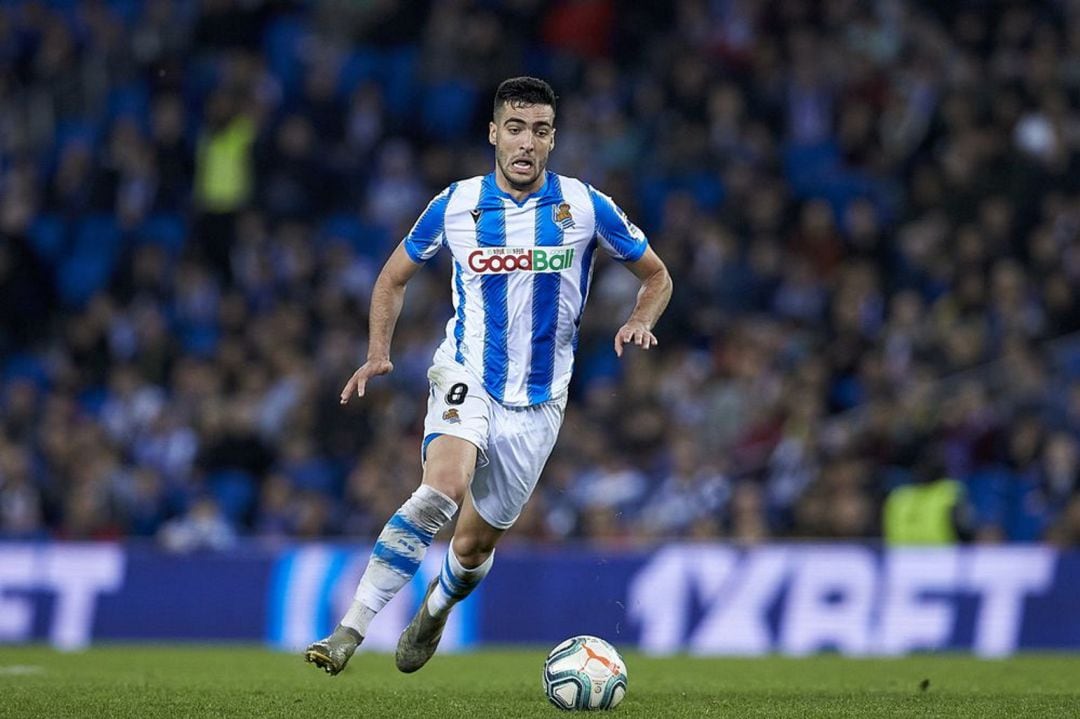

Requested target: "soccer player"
[{"left": 305, "top": 77, "right": 672, "bottom": 675}]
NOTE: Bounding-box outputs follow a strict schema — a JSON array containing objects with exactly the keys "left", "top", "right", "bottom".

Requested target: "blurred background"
[
  {"left": 6, "top": 0, "right": 1080, "bottom": 656},
  {"left": 2, "top": 0, "right": 1080, "bottom": 656}
]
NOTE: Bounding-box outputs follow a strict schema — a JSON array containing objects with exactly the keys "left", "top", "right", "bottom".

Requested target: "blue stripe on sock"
[
  {"left": 442, "top": 553, "right": 468, "bottom": 592},
  {"left": 441, "top": 553, "right": 480, "bottom": 601},
  {"left": 372, "top": 540, "right": 421, "bottom": 576},
  {"left": 388, "top": 511, "right": 435, "bottom": 543},
  {"left": 439, "top": 573, "right": 468, "bottom": 600}
]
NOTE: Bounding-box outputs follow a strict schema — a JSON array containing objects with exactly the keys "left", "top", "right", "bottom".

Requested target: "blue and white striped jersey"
[{"left": 402, "top": 171, "right": 649, "bottom": 407}]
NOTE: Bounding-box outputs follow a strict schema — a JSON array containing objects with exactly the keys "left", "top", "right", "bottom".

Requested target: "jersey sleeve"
[
  {"left": 588, "top": 186, "right": 649, "bottom": 262},
  {"left": 402, "top": 183, "right": 457, "bottom": 263}
]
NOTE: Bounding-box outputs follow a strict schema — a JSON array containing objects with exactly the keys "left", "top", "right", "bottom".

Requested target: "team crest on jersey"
[
  {"left": 553, "top": 202, "right": 575, "bottom": 229},
  {"left": 442, "top": 408, "right": 461, "bottom": 424}
]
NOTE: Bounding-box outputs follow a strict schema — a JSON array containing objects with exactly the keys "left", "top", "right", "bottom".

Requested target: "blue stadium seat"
[
  {"left": 422, "top": 81, "right": 478, "bottom": 139},
  {"left": 106, "top": 84, "right": 151, "bottom": 130},
  {"left": 138, "top": 213, "right": 188, "bottom": 256},
  {"left": 2, "top": 352, "right": 50, "bottom": 390},
  {"left": 319, "top": 213, "right": 363, "bottom": 246},
  {"left": 27, "top": 214, "right": 69, "bottom": 265},
  {"left": 77, "top": 385, "right": 110, "bottom": 418},
  {"left": 57, "top": 251, "right": 116, "bottom": 308},
  {"left": 380, "top": 46, "right": 419, "bottom": 120},
  {"left": 783, "top": 140, "right": 840, "bottom": 196},
  {"left": 73, "top": 214, "right": 124, "bottom": 261},
  {"left": 286, "top": 457, "right": 339, "bottom": 496},
  {"left": 179, "top": 325, "right": 220, "bottom": 357},
  {"left": 209, "top": 469, "right": 257, "bottom": 524},
  {"left": 184, "top": 57, "right": 222, "bottom": 108},
  {"left": 264, "top": 17, "right": 308, "bottom": 96},
  {"left": 338, "top": 50, "right": 380, "bottom": 99},
  {"left": 319, "top": 213, "right": 391, "bottom": 258},
  {"left": 57, "top": 215, "right": 124, "bottom": 307},
  {"left": 1057, "top": 342, "right": 1080, "bottom": 379},
  {"left": 107, "top": 0, "right": 140, "bottom": 24},
  {"left": 53, "top": 120, "right": 99, "bottom": 151}
]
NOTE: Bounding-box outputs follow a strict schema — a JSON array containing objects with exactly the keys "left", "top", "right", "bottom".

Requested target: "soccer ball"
[{"left": 542, "top": 635, "right": 628, "bottom": 711}]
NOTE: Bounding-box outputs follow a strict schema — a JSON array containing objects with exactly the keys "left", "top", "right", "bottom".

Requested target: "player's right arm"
[
  {"left": 341, "top": 184, "right": 454, "bottom": 403},
  {"left": 339, "top": 244, "right": 424, "bottom": 403}
]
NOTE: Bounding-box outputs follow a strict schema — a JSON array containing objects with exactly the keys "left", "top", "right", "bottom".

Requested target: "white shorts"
[{"left": 422, "top": 362, "right": 565, "bottom": 530}]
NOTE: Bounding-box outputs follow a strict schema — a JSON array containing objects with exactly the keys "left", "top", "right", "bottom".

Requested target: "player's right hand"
[{"left": 340, "top": 359, "right": 394, "bottom": 403}]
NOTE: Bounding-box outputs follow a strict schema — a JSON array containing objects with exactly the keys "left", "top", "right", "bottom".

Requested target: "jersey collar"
[{"left": 484, "top": 171, "right": 553, "bottom": 207}]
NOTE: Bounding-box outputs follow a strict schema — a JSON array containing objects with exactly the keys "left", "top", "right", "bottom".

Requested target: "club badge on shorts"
[{"left": 442, "top": 408, "right": 461, "bottom": 424}]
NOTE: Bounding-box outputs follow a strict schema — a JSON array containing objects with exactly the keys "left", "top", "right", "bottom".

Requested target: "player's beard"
[{"left": 497, "top": 150, "right": 545, "bottom": 191}]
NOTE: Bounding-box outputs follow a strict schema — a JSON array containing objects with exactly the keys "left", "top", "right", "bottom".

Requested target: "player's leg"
[
  {"left": 343, "top": 437, "right": 476, "bottom": 628},
  {"left": 306, "top": 363, "right": 489, "bottom": 676},
  {"left": 305, "top": 437, "right": 474, "bottom": 675},
  {"left": 431, "top": 493, "right": 504, "bottom": 609},
  {"left": 395, "top": 493, "right": 504, "bottom": 673},
  {"left": 396, "top": 399, "right": 565, "bottom": 672}
]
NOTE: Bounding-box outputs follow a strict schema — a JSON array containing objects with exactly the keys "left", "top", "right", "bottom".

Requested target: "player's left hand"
[{"left": 614, "top": 320, "right": 657, "bottom": 357}]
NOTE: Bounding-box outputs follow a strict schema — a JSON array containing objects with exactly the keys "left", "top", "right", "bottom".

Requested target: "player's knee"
[
  {"left": 421, "top": 468, "right": 469, "bottom": 505},
  {"left": 451, "top": 533, "right": 495, "bottom": 568}
]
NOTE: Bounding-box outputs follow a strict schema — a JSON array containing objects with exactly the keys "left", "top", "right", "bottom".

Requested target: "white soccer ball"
[{"left": 542, "top": 635, "right": 628, "bottom": 711}]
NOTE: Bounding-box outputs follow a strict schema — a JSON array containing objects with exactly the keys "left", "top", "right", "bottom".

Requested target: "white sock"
[
  {"left": 340, "top": 485, "right": 457, "bottom": 636},
  {"left": 426, "top": 547, "right": 494, "bottom": 617}
]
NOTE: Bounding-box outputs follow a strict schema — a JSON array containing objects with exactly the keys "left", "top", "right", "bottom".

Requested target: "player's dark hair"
[{"left": 494, "top": 77, "right": 557, "bottom": 117}]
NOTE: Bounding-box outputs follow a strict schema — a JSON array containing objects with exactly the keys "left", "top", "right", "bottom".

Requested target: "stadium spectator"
[{"left": 1, "top": 0, "right": 1079, "bottom": 547}]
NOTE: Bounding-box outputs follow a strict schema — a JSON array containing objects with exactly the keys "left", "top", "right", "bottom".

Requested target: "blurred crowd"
[{"left": 1, "top": 0, "right": 1080, "bottom": 549}]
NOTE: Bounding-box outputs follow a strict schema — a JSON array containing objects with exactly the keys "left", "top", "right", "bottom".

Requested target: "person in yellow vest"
[
  {"left": 883, "top": 445, "right": 973, "bottom": 545},
  {"left": 192, "top": 89, "right": 257, "bottom": 279}
]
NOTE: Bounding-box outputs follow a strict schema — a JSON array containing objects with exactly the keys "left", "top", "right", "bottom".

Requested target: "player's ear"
[
  {"left": 549, "top": 127, "right": 555, "bottom": 152},
  {"left": 488, "top": 121, "right": 497, "bottom": 146}
]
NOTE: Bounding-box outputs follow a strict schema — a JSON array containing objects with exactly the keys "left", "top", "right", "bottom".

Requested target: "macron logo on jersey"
[{"left": 467, "top": 247, "right": 576, "bottom": 275}]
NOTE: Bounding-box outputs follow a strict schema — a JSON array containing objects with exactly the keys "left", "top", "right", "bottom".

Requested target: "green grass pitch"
[{"left": 1, "top": 646, "right": 1078, "bottom": 718}]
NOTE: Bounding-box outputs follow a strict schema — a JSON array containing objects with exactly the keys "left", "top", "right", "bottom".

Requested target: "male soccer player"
[{"left": 305, "top": 77, "right": 672, "bottom": 675}]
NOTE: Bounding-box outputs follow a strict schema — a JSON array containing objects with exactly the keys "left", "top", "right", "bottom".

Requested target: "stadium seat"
[
  {"left": 285, "top": 457, "right": 340, "bottom": 497},
  {"left": 53, "top": 120, "right": 100, "bottom": 152},
  {"left": 380, "top": 46, "right": 420, "bottom": 120},
  {"left": 138, "top": 213, "right": 188, "bottom": 256},
  {"left": 57, "top": 251, "right": 116, "bottom": 308},
  {"left": 338, "top": 50, "right": 381, "bottom": 99},
  {"left": 179, "top": 325, "right": 220, "bottom": 358},
  {"left": 106, "top": 84, "right": 151, "bottom": 130},
  {"left": 56, "top": 215, "right": 125, "bottom": 307},
  {"left": 319, "top": 214, "right": 364, "bottom": 248},
  {"left": 208, "top": 469, "right": 257, "bottom": 524},
  {"left": 27, "top": 214, "right": 69, "bottom": 265},
  {"left": 73, "top": 214, "right": 124, "bottom": 261},
  {"left": 107, "top": 0, "right": 141, "bottom": 24},
  {"left": 782, "top": 140, "right": 841, "bottom": 196},
  {"left": 2, "top": 352, "right": 51, "bottom": 390},
  {"left": 319, "top": 214, "right": 391, "bottom": 259},
  {"left": 264, "top": 17, "right": 308, "bottom": 96},
  {"left": 422, "top": 81, "right": 478, "bottom": 139},
  {"left": 78, "top": 384, "right": 110, "bottom": 418}
]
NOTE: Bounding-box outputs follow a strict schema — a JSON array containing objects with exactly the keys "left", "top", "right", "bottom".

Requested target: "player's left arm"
[{"left": 614, "top": 246, "right": 672, "bottom": 357}]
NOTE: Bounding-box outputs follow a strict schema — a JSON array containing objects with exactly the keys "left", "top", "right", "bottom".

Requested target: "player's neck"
[{"left": 493, "top": 167, "right": 546, "bottom": 203}]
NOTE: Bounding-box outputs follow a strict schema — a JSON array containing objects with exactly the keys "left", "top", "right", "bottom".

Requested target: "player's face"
[{"left": 490, "top": 102, "right": 555, "bottom": 193}]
